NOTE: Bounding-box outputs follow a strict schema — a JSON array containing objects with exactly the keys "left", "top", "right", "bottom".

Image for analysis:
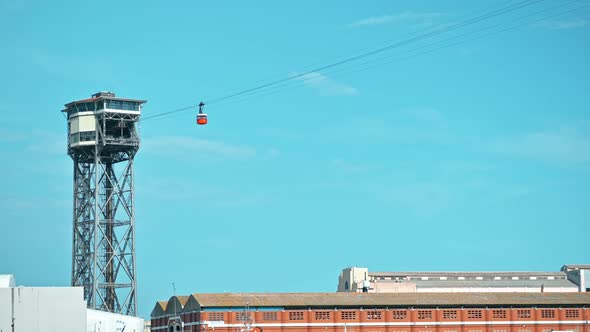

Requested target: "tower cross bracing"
[{"left": 63, "top": 91, "right": 146, "bottom": 315}]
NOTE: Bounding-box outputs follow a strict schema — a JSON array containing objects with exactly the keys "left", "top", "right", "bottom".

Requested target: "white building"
[
  {"left": 0, "top": 278, "right": 87, "bottom": 332},
  {"left": 0, "top": 275, "right": 144, "bottom": 332},
  {"left": 338, "top": 264, "right": 590, "bottom": 293}
]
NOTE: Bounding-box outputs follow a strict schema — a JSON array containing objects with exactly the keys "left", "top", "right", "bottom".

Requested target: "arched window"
[{"left": 344, "top": 281, "right": 349, "bottom": 290}]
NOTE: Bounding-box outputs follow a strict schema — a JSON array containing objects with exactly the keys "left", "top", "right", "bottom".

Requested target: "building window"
[
  {"left": 493, "top": 330, "right": 507, "bottom": 332},
  {"left": 236, "top": 312, "right": 251, "bottom": 322},
  {"left": 541, "top": 310, "right": 555, "bottom": 319},
  {"left": 341, "top": 311, "right": 356, "bottom": 320},
  {"left": 517, "top": 310, "right": 531, "bottom": 319},
  {"left": 467, "top": 310, "right": 482, "bottom": 319},
  {"left": 492, "top": 310, "right": 506, "bottom": 319},
  {"left": 392, "top": 310, "right": 407, "bottom": 320},
  {"left": 565, "top": 309, "right": 579, "bottom": 318},
  {"left": 315, "top": 311, "right": 331, "bottom": 320},
  {"left": 289, "top": 311, "right": 304, "bottom": 321},
  {"left": 263, "top": 312, "right": 278, "bottom": 321},
  {"left": 106, "top": 100, "right": 140, "bottom": 111},
  {"left": 208, "top": 312, "right": 224, "bottom": 321},
  {"left": 79, "top": 131, "right": 95, "bottom": 142},
  {"left": 345, "top": 281, "right": 349, "bottom": 290},
  {"left": 70, "top": 133, "right": 80, "bottom": 144},
  {"left": 417, "top": 310, "right": 432, "bottom": 320},
  {"left": 367, "top": 311, "right": 382, "bottom": 320},
  {"left": 442, "top": 310, "right": 457, "bottom": 320}
]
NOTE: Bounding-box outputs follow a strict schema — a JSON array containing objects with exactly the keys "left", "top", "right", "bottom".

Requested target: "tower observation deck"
[{"left": 62, "top": 91, "right": 146, "bottom": 315}]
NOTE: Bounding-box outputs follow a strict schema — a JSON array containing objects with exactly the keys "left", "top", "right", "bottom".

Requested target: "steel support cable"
[
  {"left": 271, "top": 0, "right": 587, "bottom": 88},
  {"left": 205, "top": 0, "right": 543, "bottom": 105},
  {"left": 141, "top": 0, "right": 543, "bottom": 122},
  {"left": 193, "top": 0, "right": 521, "bottom": 106},
  {"left": 208, "top": 1, "right": 588, "bottom": 109}
]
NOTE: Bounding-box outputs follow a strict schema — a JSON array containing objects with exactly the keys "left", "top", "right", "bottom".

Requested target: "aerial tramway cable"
[
  {"left": 140, "top": 0, "right": 565, "bottom": 123},
  {"left": 214, "top": 0, "right": 589, "bottom": 108}
]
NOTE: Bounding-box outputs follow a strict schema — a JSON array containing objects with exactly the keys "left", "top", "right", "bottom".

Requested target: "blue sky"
[{"left": 0, "top": 0, "right": 589, "bottom": 319}]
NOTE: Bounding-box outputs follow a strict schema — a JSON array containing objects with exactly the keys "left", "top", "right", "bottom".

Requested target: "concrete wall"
[
  {"left": 0, "top": 287, "right": 86, "bottom": 332},
  {"left": 87, "top": 309, "right": 144, "bottom": 332},
  {"left": 337, "top": 268, "right": 368, "bottom": 292},
  {"left": 416, "top": 287, "right": 578, "bottom": 293}
]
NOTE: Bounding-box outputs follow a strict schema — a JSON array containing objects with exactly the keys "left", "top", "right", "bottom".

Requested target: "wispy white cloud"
[
  {"left": 143, "top": 136, "right": 256, "bottom": 160},
  {"left": 348, "top": 11, "right": 443, "bottom": 28},
  {"left": 489, "top": 128, "right": 590, "bottom": 164},
  {"left": 332, "top": 159, "right": 381, "bottom": 174},
  {"left": 295, "top": 72, "right": 359, "bottom": 96},
  {"left": 534, "top": 19, "right": 588, "bottom": 30}
]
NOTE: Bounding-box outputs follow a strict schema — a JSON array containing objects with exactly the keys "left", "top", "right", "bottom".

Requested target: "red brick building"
[{"left": 151, "top": 293, "right": 590, "bottom": 332}]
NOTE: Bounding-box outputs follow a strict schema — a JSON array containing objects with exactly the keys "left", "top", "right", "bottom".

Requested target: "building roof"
[
  {"left": 0, "top": 275, "right": 15, "bottom": 288},
  {"left": 562, "top": 265, "right": 590, "bottom": 270},
  {"left": 164, "top": 296, "right": 190, "bottom": 315},
  {"left": 370, "top": 271, "right": 566, "bottom": 277},
  {"left": 62, "top": 95, "right": 147, "bottom": 111},
  {"left": 398, "top": 278, "right": 577, "bottom": 288},
  {"left": 187, "top": 292, "right": 590, "bottom": 308}
]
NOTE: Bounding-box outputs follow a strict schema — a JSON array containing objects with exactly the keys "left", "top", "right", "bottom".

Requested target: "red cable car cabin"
[
  {"left": 196, "top": 113, "right": 207, "bottom": 125},
  {"left": 196, "top": 101, "right": 207, "bottom": 125}
]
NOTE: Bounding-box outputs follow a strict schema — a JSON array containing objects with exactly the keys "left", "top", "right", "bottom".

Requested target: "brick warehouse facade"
[{"left": 151, "top": 293, "right": 590, "bottom": 332}]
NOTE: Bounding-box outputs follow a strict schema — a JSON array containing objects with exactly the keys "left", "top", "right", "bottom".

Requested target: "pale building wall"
[
  {"left": 338, "top": 267, "right": 369, "bottom": 292},
  {"left": 415, "top": 287, "right": 578, "bottom": 293},
  {"left": 87, "top": 308, "right": 144, "bottom": 332},
  {"left": 372, "top": 282, "right": 417, "bottom": 293},
  {"left": 0, "top": 287, "right": 86, "bottom": 332}
]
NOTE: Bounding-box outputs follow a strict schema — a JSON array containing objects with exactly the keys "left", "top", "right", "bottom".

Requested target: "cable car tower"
[{"left": 62, "top": 91, "right": 146, "bottom": 316}]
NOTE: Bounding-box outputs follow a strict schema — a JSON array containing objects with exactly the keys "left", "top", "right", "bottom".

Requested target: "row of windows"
[
  {"left": 367, "top": 310, "right": 382, "bottom": 320},
  {"left": 235, "top": 312, "right": 251, "bottom": 322},
  {"left": 315, "top": 311, "right": 331, "bottom": 320},
  {"left": 392, "top": 310, "right": 407, "bottom": 320},
  {"left": 69, "top": 100, "right": 141, "bottom": 113},
  {"left": 467, "top": 310, "right": 483, "bottom": 319},
  {"left": 493, "top": 310, "right": 507, "bottom": 319},
  {"left": 341, "top": 311, "right": 356, "bottom": 320},
  {"left": 209, "top": 312, "right": 224, "bottom": 321},
  {"left": 418, "top": 311, "right": 432, "bottom": 320},
  {"left": 263, "top": 312, "right": 278, "bottom": 321},
  {"left": 289, "top": 311, "right": 304, "bottom": 321},
  {"left": 443, "top": 311, "right": 457, "bottom": 319},
  {"left": 70, "top": 131, "right": 95, "bottom": 144},
  {"left": 517, "top": 310, "right": 531, "bottom": 319},
  {"left": 208, "top": 308, "right": 580, "bottom": 322},
  {"left": 106, "top": 100, "right": 140, "bottom": 111}
]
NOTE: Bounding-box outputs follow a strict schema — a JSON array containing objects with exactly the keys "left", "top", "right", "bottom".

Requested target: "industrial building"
[
  {"left": 0, "top": 274, "right": 144, "bottom": 332},
  {"left": 0, "top": 275, "right": 87, "bottom": 332},
  {"left": 337, "top": 265, "right": 590, "bottom": 293},
  {"left": 150, "top": 292, "right": 590, "bottom": 332}
]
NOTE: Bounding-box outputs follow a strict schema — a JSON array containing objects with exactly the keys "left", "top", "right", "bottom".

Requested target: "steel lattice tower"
[{"left": 62, "top": 92, "right": 146, "bottom": 315}]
